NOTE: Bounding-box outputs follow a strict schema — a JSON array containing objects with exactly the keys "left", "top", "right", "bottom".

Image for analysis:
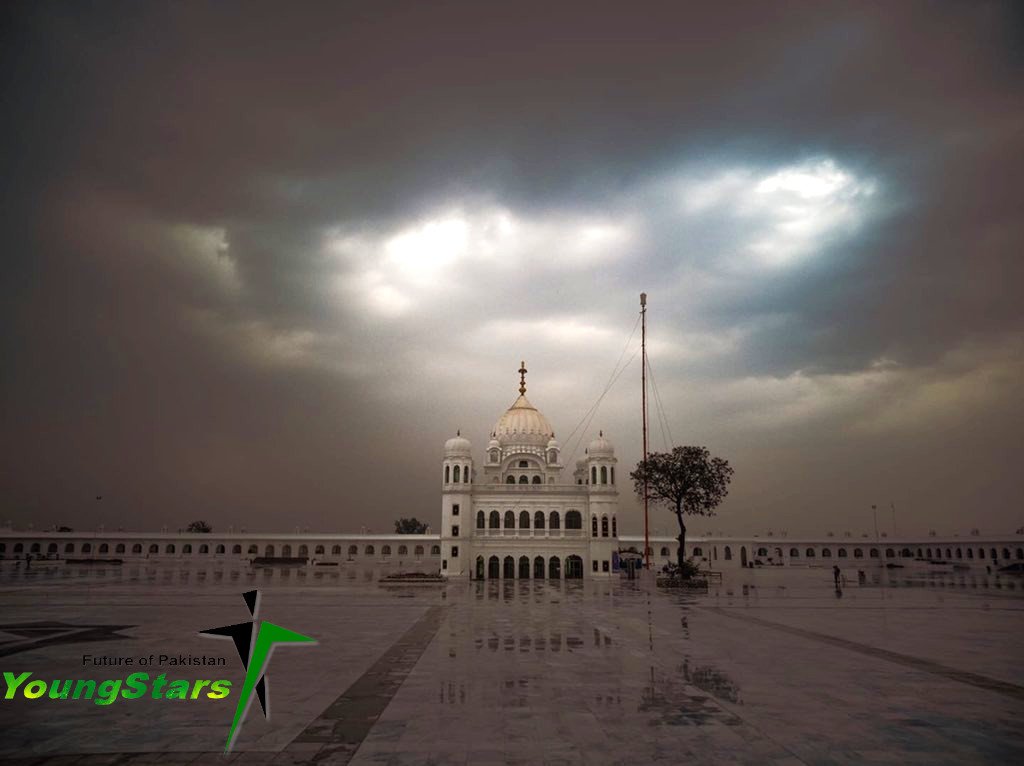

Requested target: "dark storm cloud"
[{"left": 2, "top": 1, "right": 1022, "bottom": 535}]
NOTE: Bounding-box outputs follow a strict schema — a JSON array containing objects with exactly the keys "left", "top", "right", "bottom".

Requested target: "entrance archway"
[
  {"left": 503, "top": 556, "right": 515, "bottom": 579},
  {"left": 519, "top": 556, "right": 531, "bottom": 579},
  {"left": 548, "top": 556, "right": 561, "bottom": 579},
  {"left": 476, "top": 556, "right": 484, "bottom": 579},
  {"left": 488, "top": 555, "right": 500, "bottom": 579},
  {"left": 565, "top": 555, "right": 583, "bottom": 579},
  {"left": 533, "top": 556, "right": 545, "bottom": 579}
]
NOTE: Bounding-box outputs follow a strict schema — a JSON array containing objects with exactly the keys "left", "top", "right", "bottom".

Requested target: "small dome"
[
  {"left": 587, "top": 430, "right": 614, "bottom": 457},
  {"left": 546, "top": 436, "right": 560, "bottom": 450},
  {"left": 444, "top": 431, "right": 472, "bottom": 456},
  {"left": 575, "top": 457, "right": 587, "bottom": 469}
]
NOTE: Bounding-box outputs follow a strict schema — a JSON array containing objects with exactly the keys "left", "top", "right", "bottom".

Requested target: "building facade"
[
  {"left": 2, "top": 367, "right": 1022, "bottom": 577},
  {"left": 438, "top": 366, "right": 620, "bottom": 579}
]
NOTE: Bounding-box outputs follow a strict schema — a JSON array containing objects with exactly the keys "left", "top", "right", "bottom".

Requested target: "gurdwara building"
[{"left": 438, "top": 365, "right": 621, "bottom": 580}]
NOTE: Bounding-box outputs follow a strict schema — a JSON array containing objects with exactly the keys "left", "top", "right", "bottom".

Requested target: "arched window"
[
  {"left": 601, "top": 516, "right": 609, "bottom": 537},
  {"left": 885, "top": 549, "right": 895, "bottom": 558},
  {"left": 365, "top": 545, "right": 374, "bottom": 555},
  {"left": 534, "top": 511, "right": 545, "bottom": 530},
  {"left": 215, "top": 544, "right": 226, "bottom": 554},
  {"left": 298, "top": 544, "right": 308, "bottom": 556},
  {"left": 453, "top": 465, "right": 460, "bottom": 483},
  {"left": 132, "top": 544, "right": 142, "bottom": 553},
  {"left": 566, "top": 511, "right": 582, "bottom": 529},
  {"left": 1017, "top": 548, "right": 1024, "bottom": 560},
  {"left": 47, "top": 543, "right": 58, "bottom": 553},
  {"left": 506, "top": 475, "right": 515, "bottom": 484},
  {"left": 660, "top": 547, "right": 669, "bottom": 556},
  {"left": 549, "top": 512, "right": 560, "bottom": 530},
  {"left": 757, "top": 547, "right": 768, "bottom": 557},
  {"left": 869, "top": 548, "right": 879, "bottom": 558},
  {"left": 592, "top": 517, "right": 598, "bottom": 536},
  {"left": 534, "top": 556, "right": 545, "bottom": 579},
  {"left": 854, "top": 548, "right": 864, "bottom": 559},
  {"left": 591, "top": 466, "right": 597, "bottom": 484},
  {"left": 477, "top": 511, "right": 485, "bottom": 529},
  {"left": 382, "top": 545, "right": 391, "bottom": 555},
  {"left": 519, "top": 460, "right": 529, "bottom": 468},
  {"left": 114, "top": 543, "right": 125, "bottom": 554},
  {"left": 348, "top": 545, "right": 358, "bottom": 556},
  {"left": 549, "top": 449, "right": 557, "bottom": 463},
  {"left": 99, "top": 543, "right": 109, "bottom": 553},
  {"left": 822, "top": 548, "right": 832, "bottom": 557},
  {"left": 248, "top": 544, "right": 258, "bottom": 554},
  {"left": 490, "top": 449, "right": 499, "bottom": 463},
  {"left": 945, "top": 548, "right": 952, "bottom": 559},
  {"left": 31, "top": 543, "right": 41, "bottom": 553},
  {"left": 837, "top": 548, "right": 847, "bottom": 557},
  {"left": 1002, "top": 548, "right": 1011, "bottom": 559},
  {"left": 612, "top": 517, "right": 617, "bottom": 536},
  {"left": 520, "top": 511, "right": 530, "bottom": 529},
  {"left": 806, "top": 548, "right": 816, "bottom": 557},
  {"left": 398, "top": 545, "right": 407, "bottom": 555},
  {"left": 14, "top": 543, "right": 23, "bottom": 553},
  {"left": 489, "top": 511, "right": 500, "bottom": 529},
  {"left": 724, "top": 546, "right": 732, "bottom": 560},
  {"left": 264, "top": 544, "right": 274, "bottom": 556},
  {"left": 464, "top": 465, "right": 470, "bottom": 483},
  {"left": 519, "top": 475, "right": 528, "bottom": 484},
  {"left": 431, "top": 545, "right": 440, "bottom": 555},
  {"left": 600, "top": 466, "right": 608, "bottom": 484},
  {"left": 315, "top": 545, "right": 325, "bottom": 555},
  {"left": 532, "top": 475, "right": 541, "bottom": 484},
  {"left": 281, "top": 544, "right": 292, "bottom": 557},
  {"left": 504, "top": 555, "right": 515, "bottom": 579},
  {"left": 955, "top": 548, "right": 962, "bottom": 559},
  {"left": 693, "top": 547, "right": 703, "bottom": 557},
  {"left": 610, "top": 466, "right": 615, "bottom": 484},
  {"left": 415, "top": 545, "right": 424, "bottom": 556},
  {"left": 164, "top": 544, "right": 174, "bottom": 554},
  {"left": 926, "top": 548, "right": 933, "bottom": 558},
  {"left": 790, "top": 548, "right": 799, "bottom": 558},
  {"left": 966, "top": 548, "right": 974, "bottom": 559},
  {"left": 520, "top": 555, "right": 531, "bottom": 579},
  {"left": 230, "top": 544, "right": 240, "bottom": 554},
  {"left": 331, "top": 545, "right": 341, "bottom": 555},
  {"left": 199, "top": 544, "right": 209, "bottom": 554},
  {"left": 504, "top": 510, "right": 515, "bottom": 529},
  {"left": 445, "top": 465, "right": 450, "bottom": 483},
  {"left": 183, "top": 544, "right": 192, "bottom": 554},
  {"left": 65, "top": 543, "right": 75, "bottom": 553},
  {"left": 901, "top": 548, "right": 912, "bottom": 557}
]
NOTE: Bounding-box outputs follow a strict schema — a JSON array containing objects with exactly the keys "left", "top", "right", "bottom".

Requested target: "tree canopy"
[
  {"left": 186, "top": 520, "right": 213, "bottom": 533},
  {"left": 394, "top": 517, "right": 428, "bottom": 534},
  {"left": 631, "top": 445, "right": 733, "bottom": 572}
]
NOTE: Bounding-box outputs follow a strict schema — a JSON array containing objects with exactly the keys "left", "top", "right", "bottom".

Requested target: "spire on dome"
[{"left": 518, "top": 360, "right": 527, "bottom": 395}]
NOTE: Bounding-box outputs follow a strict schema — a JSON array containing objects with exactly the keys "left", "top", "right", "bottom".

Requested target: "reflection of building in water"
[{"left": 1, "top": 364, "right": 1022, "bottom": 577}]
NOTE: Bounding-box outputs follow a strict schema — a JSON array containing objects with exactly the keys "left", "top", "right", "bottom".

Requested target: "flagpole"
[{"left": 641, "top": 292, "right": 650, "bottom": 570}]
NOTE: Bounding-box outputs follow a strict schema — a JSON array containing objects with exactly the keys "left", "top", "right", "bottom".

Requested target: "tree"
[
  {"left": 631, "top": 446, "right": 734, "bottom": 575},
  {"left": 394, "top": 517, "right": 428, "bottom": 534},
  {"left": 186, "top": 520, "right": 213, "bottom": 533}
]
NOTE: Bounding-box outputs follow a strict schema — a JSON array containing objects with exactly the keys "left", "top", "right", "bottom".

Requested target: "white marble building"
[
  {"left": 439, "top": 364, "right": 620, "bottom": 579},
  {"left": 2, "top": 366, "right": 1022, "bottom": 578}
]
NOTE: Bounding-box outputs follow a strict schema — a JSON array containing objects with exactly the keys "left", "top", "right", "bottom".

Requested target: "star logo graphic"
[{"left": 201, "top": 590, "right": 316, "bottom": 752}]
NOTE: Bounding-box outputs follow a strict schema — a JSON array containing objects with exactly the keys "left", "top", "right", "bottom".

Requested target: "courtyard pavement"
[{"left": 0, "top": 561, "right": 1022, "bottom": 764}]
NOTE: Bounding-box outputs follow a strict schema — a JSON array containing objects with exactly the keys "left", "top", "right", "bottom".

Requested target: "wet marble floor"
[{"left": 0, "top": 561, "right": 1022, "bottom": 764}]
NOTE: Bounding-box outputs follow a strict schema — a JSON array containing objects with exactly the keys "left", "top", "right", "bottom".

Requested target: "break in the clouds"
[{"left": 2, "top": 0, "right": 1022, "bottom": 538}]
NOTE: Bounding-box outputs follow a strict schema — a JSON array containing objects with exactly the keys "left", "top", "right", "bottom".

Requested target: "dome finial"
[{"left": 518, "top": 360, "right": 528, "bottom": 395}]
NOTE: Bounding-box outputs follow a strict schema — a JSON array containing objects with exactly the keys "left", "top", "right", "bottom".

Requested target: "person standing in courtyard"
[{"left": 833, "top": 564, "right": 841, "bottom": 587}]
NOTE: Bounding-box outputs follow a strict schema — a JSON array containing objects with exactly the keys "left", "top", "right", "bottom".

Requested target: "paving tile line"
[
  {"left": 704, "top": 606, "right": 1024, "bottom": 703},
  {"left": 273, "top": 604, "right": 449, "bottom": 764}
]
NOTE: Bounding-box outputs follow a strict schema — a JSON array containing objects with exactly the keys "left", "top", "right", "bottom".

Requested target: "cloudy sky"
[{"left": 2, "top": 1, "right": 1022, "bottom": 537}]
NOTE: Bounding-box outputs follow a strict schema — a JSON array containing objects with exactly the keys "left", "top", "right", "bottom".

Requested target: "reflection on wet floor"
[{"left": 1, "top": 562, "right": 1022, "bottom": 764}]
